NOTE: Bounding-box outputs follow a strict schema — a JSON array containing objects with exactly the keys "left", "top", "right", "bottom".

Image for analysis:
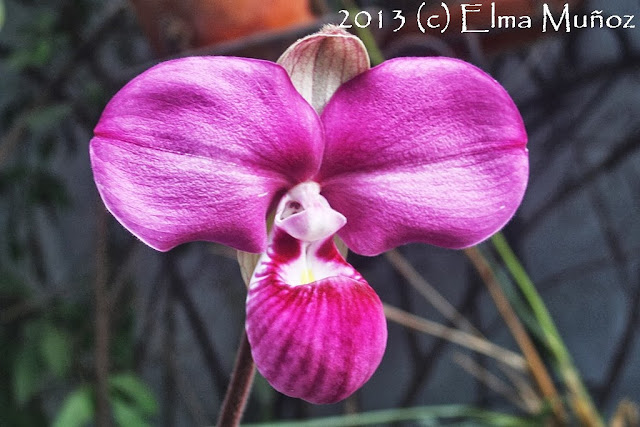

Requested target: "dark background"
[{"left": 1, "top": 0, "right": 639, "bottom": 425}]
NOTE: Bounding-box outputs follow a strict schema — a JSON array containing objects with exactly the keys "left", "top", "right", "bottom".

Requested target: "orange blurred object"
[{"left": 131, "top": 0, "right": 314, "bottom": 56}]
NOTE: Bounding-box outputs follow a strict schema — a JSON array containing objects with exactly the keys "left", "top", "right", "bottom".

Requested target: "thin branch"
[
  {"left": 134, "top": 267, "right": 168, "bottom": 370},
  {"left": 0, "top": 282, "right": 76, "bottom": 324},
  {"left": 387, "top": 249, "right": 535, "bottom": 407},
  {"left": 490, "top": 233, "right": 604, "bottom": 427},
  {"left": 174, "top": 360, "right": 210, "bottom": 426},
  {"left": 519, "top": 55, "right": 640, "bottom": 113},
  {"left": 47, "top": 1, "right": 128, "bottom": 91},
  {"left": 163, "top": 279, "right": 177, "bottom": 427},
  {"left": 94, "top": 206, "right": 111, "bottom": 427},
  {"left": 394, "top": 268, "right": 424, "bottom": 366},
  {"left": 500, "top": 364, "right": 543, "bottom": 414},
  {"left": 384, "top": 249, "right": 481, "bottom": 335},
  {"left": 453, "top": 352, "right": 538, "bottom": 414},
  {"left": 464, "top": 247, "right": 568, "bottom": 424},
  {"left": 0, "top": 107, "right": 36, "bottom": 167},
  {"left": 383, "top": 303, "right": 526, "bottom": 371},
  {"left": 522, "top": 130, "right": 640, "bottom": 235},
  {"left": 0, "top": 2, "right": 128, "bottom": 167},
  {"left": 610, "top": 399, "right": 640, "bottom": 427},
  {"left": 166, "top": 255, "right": 229, "bottom": 399},
  {"left": 597, "top": 276, "right": 640, "bottom": 407},
  {"left": 534, "top": 243, "right": 640, "bottom": 294},
  {"left": 573, "top": 143, "right": 636, "bottom": 408},
  {"left": 399, "top": 276, "right": 484, "bottom": 406},
  {"left": 107, "top": 241, "right": 140, "bottom": 312}
]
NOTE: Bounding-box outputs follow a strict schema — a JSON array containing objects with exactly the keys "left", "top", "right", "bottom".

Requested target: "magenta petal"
[
  {"left": 318, "top": 57, "right": 528, "bottom": 255},
  {"left": 247, "top": 276, "right": 386, "bottom": 404},
  {"left": 90, "top": 57, "right": 323, "bottom": 252},
  {"left": 247, "top": 232, "right": 386, "bottom": 404}
]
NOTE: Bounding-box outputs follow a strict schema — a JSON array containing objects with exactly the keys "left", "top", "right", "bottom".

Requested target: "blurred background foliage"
[{"left": 1, "top": 0, "right": 639, "bottom": 426}]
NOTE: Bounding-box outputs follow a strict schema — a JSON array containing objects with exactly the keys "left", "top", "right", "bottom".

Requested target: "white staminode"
[
  {"left": 275, "top": 182, "right": 346, "bottom": 243},
  {"left": 261, "top": 182, "right": 349, "bottom": 286}
]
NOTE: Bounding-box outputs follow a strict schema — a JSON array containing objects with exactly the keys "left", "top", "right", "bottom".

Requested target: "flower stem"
[{"left": 216, "top": 330, "right": 255, "bottom": 427}]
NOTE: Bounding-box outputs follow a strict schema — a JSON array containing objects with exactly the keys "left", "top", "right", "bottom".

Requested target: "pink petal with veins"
[
  {"left": 246, "top": 229, "right": 386, "bottom": 404},
  {"left": 319, "top": 57, "right": 528, "bottom": 255},
  {"left": 90, "top": 57, "right": 323, "bottom": 252}
]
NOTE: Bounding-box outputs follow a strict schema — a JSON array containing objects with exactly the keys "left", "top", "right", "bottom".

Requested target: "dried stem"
[
  {"left": 383, "top": 303, "right": 526, "bottom": 371},
  {"left": 464, "top": 246, "right": 568, "bottom": 423},
  {"left": 166, "top": 256, "right": 228, "bottom": 398},
  {"left": 216, "top": 331, "right": 255, "bottom": 427},
  {"left": 453, "top": 352, "right": 538, "bottom": 413},
  {"left": 491, "top": 233, "right": 604, "bottom": 426},
  {"left": 385, "top": 249, "right": 481, "bottom": 335},
  {"left": 400, "top": 277, "right": 484, "bottom": 406},
  {"left": 385, "top": 249, "right": 536, "bottom": 410},
  {"left": 174, "top": 361, "right": 209, "bottom": 426}
]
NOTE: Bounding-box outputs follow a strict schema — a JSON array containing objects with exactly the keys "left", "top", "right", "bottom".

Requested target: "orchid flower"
[{"left": 90, "top": 27, "right": 528, "bottom": 405}]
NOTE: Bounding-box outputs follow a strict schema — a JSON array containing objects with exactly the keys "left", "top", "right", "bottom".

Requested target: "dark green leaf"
[
  {"left": 52, "top": 386, "right": 94, "bottom": 427},
  {"left": 109, "top": 373, "right": 157, "bottom": 416},
  {"left": 112, "top": 397, "right": 149, "bottom": 427},
  {"left": 39, "top": 324, "right": 72, "bottom": 378},
  {"left": 12, "top": 344, "right": 41, "bottom": 405},
  {"left": 0, "top": 0, "right": 5, "bottom": 30}
]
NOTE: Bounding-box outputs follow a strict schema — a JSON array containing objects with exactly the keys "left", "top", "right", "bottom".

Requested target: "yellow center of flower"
[{"left": 300, "top": 268, "right": 315, "bottom": 285}]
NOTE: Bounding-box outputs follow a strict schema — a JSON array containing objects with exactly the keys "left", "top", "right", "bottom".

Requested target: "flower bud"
[{"left": 278, "top": 25, "right": 370, "bottom": 114}]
